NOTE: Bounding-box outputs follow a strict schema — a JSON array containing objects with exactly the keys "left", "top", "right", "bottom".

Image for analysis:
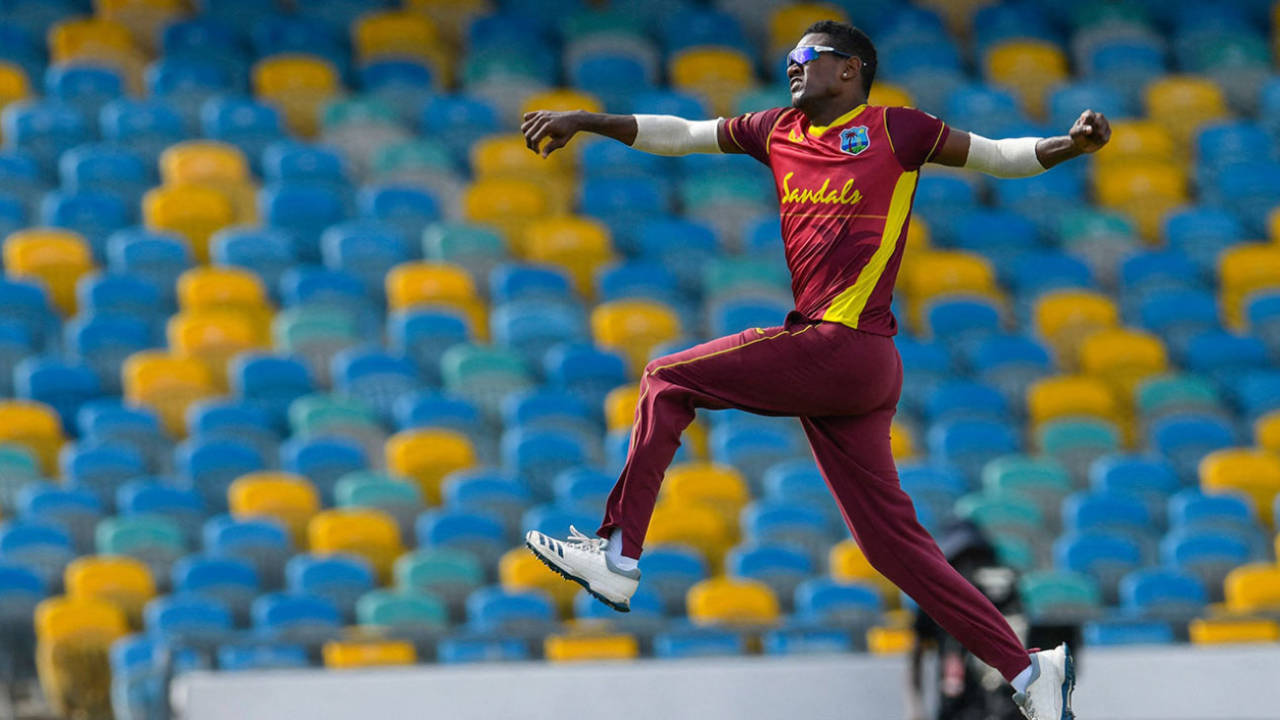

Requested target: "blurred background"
[{"left": 0, "top": 0, "right": 1278, "bottom": 718}]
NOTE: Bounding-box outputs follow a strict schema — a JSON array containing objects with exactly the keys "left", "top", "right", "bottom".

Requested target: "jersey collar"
[{"left": 807, "top": 103, "right": 869, "bottom": 138}]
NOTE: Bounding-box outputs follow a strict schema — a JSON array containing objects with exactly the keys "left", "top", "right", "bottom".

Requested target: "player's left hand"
[{"left": 1069, "top": 109, "right": 1110, "bottom": 154}]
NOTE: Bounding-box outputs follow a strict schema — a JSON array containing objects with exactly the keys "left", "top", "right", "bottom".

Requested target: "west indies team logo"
[{"left": 840, "top": 125, "right": 870, "bottom": 155}]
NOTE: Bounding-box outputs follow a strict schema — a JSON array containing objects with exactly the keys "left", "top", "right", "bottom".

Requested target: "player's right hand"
[{"left": 521, "top": 110, "right": 581, "bottom": 158}]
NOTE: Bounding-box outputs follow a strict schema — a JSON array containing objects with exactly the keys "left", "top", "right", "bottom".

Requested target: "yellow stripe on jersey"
[
  {"left": 822, "top": 169, "right": 918, "bottom": 329},
  {"left": 808, "top": 103, "right": 867, "bottom": 138}
]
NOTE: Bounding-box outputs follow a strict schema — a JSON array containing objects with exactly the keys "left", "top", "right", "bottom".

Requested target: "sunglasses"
[{"left": 787, "top": 45, "right": 853, "bottom": 66}]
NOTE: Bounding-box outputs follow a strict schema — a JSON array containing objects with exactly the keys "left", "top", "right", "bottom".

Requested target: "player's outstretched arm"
[
  {"left": 928, "top": 109, "right": 1111, "bottom": 177},
  {"left": 521, "top": 110, "right": 733, "bottom": 158}
]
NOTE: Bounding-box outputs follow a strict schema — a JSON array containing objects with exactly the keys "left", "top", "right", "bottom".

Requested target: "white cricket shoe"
[
  {"left": 524, "top": 525, "right": 640, "bottom": 612},
  {"left": 1013, "top": 643, "right": 1076, "bottom": 720}
]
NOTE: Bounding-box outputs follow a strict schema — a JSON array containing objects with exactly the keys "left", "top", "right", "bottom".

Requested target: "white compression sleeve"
[
  {"left": 631, "top": 114, "right": 723, "bottom": 156},
  {"left": 963, "top": 134, "right": 1046, "bottom": 178}
]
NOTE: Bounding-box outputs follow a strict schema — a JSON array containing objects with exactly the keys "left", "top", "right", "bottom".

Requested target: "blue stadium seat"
[
  {"left": 1053, "top": 529, "right": 1145, "bottom": 603},
  {"left": 106, "top": 228, "right": 194, "bottom": 308},
  {"left": 0, "top": 321, "right": 32, "bottom": 398},
  {"left": 392, "top": 391, "right": 484, "bottom": 446},
  {"left": 415, "top": 509, "right": 507, "bottom": 568},
  {"left": 387, "top": 309, "right": 471, "bottom": 386},
  {"left": 552, "top": 467, "right": 615, "bottom": 516},
  {"left": 708, "top": 296, "right": 790, "bottom": 338},
  {"left": 793, "top": 578, "right": 882, "bottom": 629},
  {"left": 1208, "top": 161, "right": 1280, "bottom": 235},
  {"left": 1046, "top": 81, "right": 1129, "bottom": 132},
  {"left": 1082, "top": 38, "right": 1167, "bottom": 108},
  {"left": 1160, "top": 526, "right": 1256, "bottom": 602},
  {"left": 75, "top": 273, "right": 164, "bottom": 333},
  {"left": 436, "top": 635, "right": 531, "bottom": 664},
  {"left": 579, "top": 176, "right": 671, "bottom": 239},
  {"left": 2, "top": 99, "right": 90, "bottom": 174},
  {"left": 147, "top": 57, "right": 239, "bottom": 133},
  {"left": 250, "top": 15, "right": 347, "bottom": 76},
  {"left": 520, "top": 504, "right": 597, "bottom": 542},
  {"left": 596, "top": 261, "right": 683, "bottom": 309},
  {"left": 726, "top": 543, "right": 813, "bottom": 612},
  {"left": 899, "top": 462, "right": 968, "bottom": 527},
  {"left": 77, "top": 401, "right": 169, "bottom": 475},
  {"left": 710, "top": 424, "right": 804, "bottom": 492},
  {"left": 660, "top": 7, "right": 749, "bottom": 54},
  {"left": 1119, "top": 568, "right": 1206, "bottom": 622},
  {"left": 925, "top": 297, "right": 1002, "bottom": 353},
  {"left": 443, "top": 469, "right": 531, "bottom": 536},
  {"left": 1136, "top": 289, "right": 1220, "bottom": 358},
  {"left": 251, "top": 591, "right": 342, "bottom": 640},
  {"left": 569, "top": 52, "right": 654, "bottom": 113},
  {"left": 39, "top": 190, "right": 133, "bottom": 261},
  {"left": 1004, "top": 252, "right": 1094, "bottom": 306},
  {"left": 1062, "top": 491, "right": 1154, "bottom": 542},
  {"left": 465, "top": 586, "right": 556, "bottom": 634},
  {"left": 330, "top": 346, "right": 421, "bottom": 421},
  {"left": 0, "top": 560, "right": 45, "bottom": 678},
  {"left": 1162, "top": 207, "right": 1244, "bottom": 275},
  {"left": 99, "top": 99, "right": 187, "bottom": 163},
  {"left": 653, "top": 626, "right": 746, "bottom": 659},
  {"left": 896, "top": 337, "right": 954, "bottom": 413},
  {"left": 110, "top": 634, "right": 207, "bottom": 718},
  {"left": 1082, "top": 619, "right": 1174, "bottom": 647},
  {"left": 630, "top": 217, "right": 717, "bottom": 292},
  {"left": 924, "top": 381, "right": 1009, "bottom": 424},
  {"left": 229, "top": 354, "right": 314, "bottom": 431},
  {"left": 17, "top": 482, "right": 102, "bottom": 554},
  {"left": 216, "top": 642, "right": 309, "bottom": 671},
  {"left": 491, "top": 300, "right": 589, "bottom": 371},
  {"left": 500, "top": 390, "right": 596, "bottom": 440},
  {"left": 0, "top": 149, "right": 47, "bottom": 210},
  {"left": 258, "top": 181, "right": 351, "bottom": 263},
  {"left": 1120, "top": 251, "right": 1205, "bottom": 306},
  {"left": 0, "top": 192, "right": 27, "bottom": 243},
  {"left": 59, "top": 441, "right": 146, "bottom": 512},
  {"left": 0, "top": 280, "right": 57, "bottom": 353},
  {"left": 489, "top": 263, "right": 575, "bottom": 305},
  {"left": 14, "top": 357, "right": 101, "bottom": 435},
  {"left": 144, "top": 594, "right": 234, "bottom": 641},
  {"left": 161, "top": 17, "right": 247, "bottom": 69},
  {"left": 45, "top": 64, "right": 123, "bottom": 125},
  {"left": 64, "top": 314, "right": 152, "bottom": 395},
  {"left": 201, "top": 96, "right": 287, "bottom": 174},
  {"left": 626, "top": 89, "right": 708, "bottom": 119},
  {"left": 574, "top": 583, "right": 662, "bottom": 622},
  {"left": 1167, "top": 489, "right": 1256, "bottom": 533},
  {"left": 502, "top": 428, "right": 591, "bottom": 500},
  {"left": 927, "top": 418, "right": 1021, "bottom": 485},
  {"left": 740, "top": 500, "right": 833, "bottom": 568},
  {"left": 58, "top": 144, "right": 151, "bottom": 207},
  {"left": 321, "top": 220, "right": 410, "bottom": 303},
  {"left": 117, "top": 480, "right": 205, "bottom": 545},
  {"left": 1183, "top": 330, "right": 1268, "bottom": 388},
  {"left": 280, "top": 435, "right": 367, "bottom": 505},
  {"left": 262, "top": 141, "right": 348, "bottom": 186},
  {"left": 1088, "top": 454, "right": 1179, "bottom": 522},
  {"left": 210, "top": 226, "right": 296, "bottom": 300},
  {"left": 285, "top": 553, "right": 375, "bottom": 623},
  {"left": 175, "top": 436, "right": 268, "bottom": 513},
  {"left": 360, "top": 60, "right": 435, "bottom": 117},
  {"left": 1245, "top": 292, "right": 1280, "bottom": 357},
  {"left": 1224, "top": 370, "right": 1280, "bottom": 421},
  {"left": 419, "top": 95, "right": 500, "bottom": 166},
  {"left": 1195, "top": 122, "right": 1273, "bottom": 183},
  {"left": 0, "top": 520, "right": 75, "bottom": 591},
  {"left": 542, "top": 343, "right": 628, "bottom": 417},
  {"left": 357, "top": 184, "right": 440, "bottom": 248},
  {"left": 578, "top": 137, "right": 669, "bottom": 184},
  {"left": 761, "top": 459, "right": 830, "bottom": 510},
  {"left": 203, "top": 514, "right": 292, "bottom": 591}
]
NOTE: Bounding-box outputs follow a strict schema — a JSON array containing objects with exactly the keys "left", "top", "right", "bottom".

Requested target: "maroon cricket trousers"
[{"left": 597, "top": 313, "right": 1032, "bottom": 681}]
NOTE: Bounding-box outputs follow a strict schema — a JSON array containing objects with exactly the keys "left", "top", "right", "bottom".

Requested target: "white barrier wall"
[{"left": 175, "top": 645, "right": 1280, "bottom": 720}]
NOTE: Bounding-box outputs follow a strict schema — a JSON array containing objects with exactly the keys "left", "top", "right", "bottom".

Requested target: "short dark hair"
[{"left": 803, "top": 20, "right": 876, "bottom": 96}]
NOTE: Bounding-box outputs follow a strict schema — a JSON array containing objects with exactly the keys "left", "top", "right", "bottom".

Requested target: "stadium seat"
[
  {"left": 251, "top": 591, "right": 341, "bottom": 643},
  {"left": 142, "top": 186, "right": 235, "bottom": 263},
  {"left": 64, "top": 555, "right": 155, "bottom": 629},
  {"left": 590, "top": 300, "right": 682, "bottom": 377},
  {"left": 308, "top": 509, "right": 402, "bottom": 584},
  {"left": 1189, "top": 617, "right": 1280, "bottom": 645},
  {"left": 0, "top": 520, "right": 76, "bottom": 592},
  {"left": 286, "top": 553, "right": 375, "bottom": 623},
  {"left": 686, "top": 577, "right": 780, "bottom": 627},
  {"left": 386, "top": 428, "right": 477, "bottom": 505},
  {"left": 202, "top": 515, "right": 292, "bottom": 591},
  {"left": 252, "top": 55, "right": 339, "bottom": 138},
  {"left": 1018, "top": 570, "right": 1102, "bottom": 622},
  {"left": 323, "top": 639, "right": 416, "bottom": 669},
  {"left": 1199, "top": 449, "right": 1280, "bottom": 527},
  {"left": 646, "top": 501, "right": 732, "bottom": 571},
  {"left": 1144, "top": 75, "right": 1229, "bottom": 147},
  {"left": 34, "top": 596, "right": 127, "bottom": 719},
  {"left": 1032, "top": 290, "right": 1120, "bottom": 365},
  {"left": 4, "top": 228, "right": 94, "bottom": 315},
  {"left": 1224, "top": 562, "right": 1280, "bottom": 614},
  {"left": 227, "top": 472, "right": 320, "bottom": 548}
]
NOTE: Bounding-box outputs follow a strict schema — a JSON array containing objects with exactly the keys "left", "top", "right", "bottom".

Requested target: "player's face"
[{"left": 788, "top": 33, "right": 850, "bottom": 110}]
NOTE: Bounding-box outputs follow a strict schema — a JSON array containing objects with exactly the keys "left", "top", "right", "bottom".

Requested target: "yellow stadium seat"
[
  {"left": 669, "top": 48, "right": 756, "bottom": 117},
  {"left": 891, "top": 420, "right": 916, "bottom": 461},
  {"left": 829, "top": 538, "right": 898, "bottom": 607},
  {"left": 385, "top": 428, "right": 477, "bottom": 504},
  {"left": 1027, "top": 375, "right": 1120, "bottom": 426},
  {"left": 984, "top": 41, "right": 1069, "bottom": 118},
  {"left": 308, "top": 508, "right": 403, "bottom": 583},
  {"left": 1144, "top": 75, "right": 1229, "bottom": 146},
  {"left": 900, "top": 250, "right": 998, "bottom": 303},
  {"left": 461, "top": 178, "right": 552, "bottom": 247},
  {"left": 1033, "top": 289, "right": 1120, "bottom": 364},
  {"left": 0, "top": 400, "right": 64, "bottom": 474},
  {"left": 1077, "top": 328, "right": 1168, "bottom": 397},
  {"left": 95, "top": 0, "right": 185, "bottom": 52},
  {"left": 352, "top": 10, "right": 446, "bottom": 73},
  {"left": 160, "top": 140, "right": 250, "bottom": 186},
  {"left": 1189, "top": 617, "right": 1280, "bottom": 644},
  {"left": 167, "top": 311, "right": 265, "bottom": 387},
  {"left": 143, "top": 185, "right": 236, "bottom": 262},
  {"left": 384, "top": 261, "right": 485, "bottom": 335},
  {"left": 686, "top": 577, "right": 780, "bottom": 626},
  {"left": 663, "top": 463, "right": 750, "bottom": 528},
  {"left": 591, "top": 299, "right": 682, "bottom": 376},
  {"left": 228, "top": 471, "right": 321, "bottom": 547},
  {"left": 323, "top": 639, "right": 416, "bottom": 669},
  {"left": 519, "top": 88, "right": 604, "bottom": 119},
  {"left": 1219, "top": 244, "right": 1280, "bottom": 329},
  {"left": 1223, "top": 563, "right": 1280, "bottom": 613},
  {"left": 499, "top": 547, "right": 577, "bottom": 613},
  {"left": 1200, "top": 450, "right": 1280, "bottom": 526},
  {"left": 544, "top": 632, "right": 639, "bottom": 662},
  {"left": 1093, "top": 162, "right": 1188, "bottom": 240},
  {"left": 3, "top": 228, "right": 94, "bottom": 315},
  {"left": 48, "top": 18, "right": 136, "bottom": 65},
  {"left": 604, "top": 384, "right": 639, "bottom": 432},
  {"left": 867, "top": 626, "right": 915, "bottom": 654},
  {"left": 176, "top": 266, "right": 269, "bottom": 313},
  {"left": 121, "top": 350, "right": 217, "bottom": 434},
  {"left": 470, "top": 135, "right": 573, "bottom": 214},
  {"left": 64, "top": 555, "right": 155, "bottom": 628},
  {"left": 34, "top": 597, "right": 127, "bottom": 720},
  {"left": 769, "top": 3, "right": 849, "bottom": 57},
  {"left": 1093, "top": 121, "right": 1174, "bottom": 170},
  {"left": 522, "top": 216, "right": 615, "bottom": 295},
  {"left": 1254, "top": 411, "right": 1280, "bottom": 453},
  {"left": 252, "top": 54, "right": 340, "bottom": 137},
  {"left": 647, "top": 501, "right": 731, "bottom": 570},
  {"left": 0, "top": 61, "right": 30, "bottom": 113},
  {"left": 867, "top": 81, "right": 914, "bottom": 109}
]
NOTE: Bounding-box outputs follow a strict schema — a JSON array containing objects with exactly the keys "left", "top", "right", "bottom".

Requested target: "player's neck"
[{"left": 803, "top": 96, "right": 869, "bottom": 127}]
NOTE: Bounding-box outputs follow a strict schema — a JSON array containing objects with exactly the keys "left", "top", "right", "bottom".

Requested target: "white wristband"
[
  {"left": 632, "top": 114, "right": 722, "bottom": 156},
  {"left": 963, "top": 134, "right": 1046, "bottom": 178}
]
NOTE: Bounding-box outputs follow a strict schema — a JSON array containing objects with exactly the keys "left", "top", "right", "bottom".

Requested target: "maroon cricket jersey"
[{"left": 723, "top": 104, "right": 950, "bottom": 336}]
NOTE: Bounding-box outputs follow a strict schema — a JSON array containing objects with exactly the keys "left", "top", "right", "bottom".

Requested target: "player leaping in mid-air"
[{"left": 521, "top": 20, "right": 1108, "bottom": 720}]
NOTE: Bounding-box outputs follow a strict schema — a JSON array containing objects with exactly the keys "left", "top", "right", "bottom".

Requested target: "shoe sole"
[
  {"left": 524, "top": 539, "right": 631, "bottom": 613},
  {"left": 1061, "top": 642, "right": 1076, "bottom": 720}
]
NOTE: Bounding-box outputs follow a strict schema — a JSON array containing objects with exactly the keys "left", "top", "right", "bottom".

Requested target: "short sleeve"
[
  {"left": 884, "top": 106, "right": 951, "bottom": 171},
  {"left": 722, "top": 107, "right": 789, "bottom": 165}
]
